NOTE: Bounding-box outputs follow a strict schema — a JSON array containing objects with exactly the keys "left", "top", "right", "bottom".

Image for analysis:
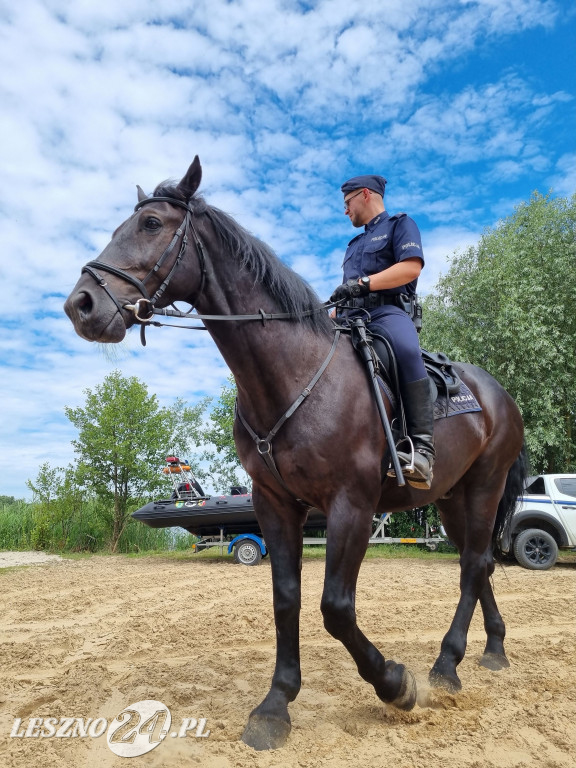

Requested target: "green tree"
[
  {"left": 421, "top": 191, "right": 576, "bottom": 472},
  {"left": 201, "top": 375, "right": 251, "bottom": 491},
  {"left": 65, "top": 370, "right": 206, "bottom": 549},
  {"left": 26, "top": 462, "right": 61, "bottom": 549},
  {"left": 27, "top": 463, "right": 93, "bottom": 550}
]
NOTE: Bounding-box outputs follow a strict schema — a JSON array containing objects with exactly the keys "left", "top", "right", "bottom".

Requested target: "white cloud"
[
  {"left": 387, "top": 75, "right": 570, "bottom": 170},
  {"left": 417, "top": 226, "right": 481, "bottom": 295},
  {"left": 547, "top": 153, "right": 576, "bottom": 198},
  {"left": 336, "top": 25, "right": 380, "bottom": 63}
]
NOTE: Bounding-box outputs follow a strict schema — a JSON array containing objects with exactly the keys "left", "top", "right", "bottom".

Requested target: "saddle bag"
[{"left": 421, "top": 350, "right": 461, "bottom": 396}]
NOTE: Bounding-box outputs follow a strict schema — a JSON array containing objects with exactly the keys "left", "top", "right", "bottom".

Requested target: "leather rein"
[{"left": 80, "top": 194, "right": 341, "bottom": 502}]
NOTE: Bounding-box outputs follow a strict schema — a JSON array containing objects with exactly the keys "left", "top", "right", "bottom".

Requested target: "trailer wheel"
[
  {"left": 513, "top": 528, "right": 558, "bottom": 570},
  {"left": 233, "top": 539, "right": 262, "bottom": 566}
]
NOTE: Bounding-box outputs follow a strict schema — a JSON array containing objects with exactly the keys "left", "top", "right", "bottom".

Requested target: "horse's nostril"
[{"left": 77, "top": 291, "right": 93, "bottom": 316}]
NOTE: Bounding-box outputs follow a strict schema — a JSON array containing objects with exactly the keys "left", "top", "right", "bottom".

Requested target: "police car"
[{"left": 506, "top": 474, "right": 576, "bottom": 570}]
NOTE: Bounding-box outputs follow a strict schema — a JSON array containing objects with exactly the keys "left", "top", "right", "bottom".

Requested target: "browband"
[{"left": 134, "top": 196, "right": 191, "bottom": 212}]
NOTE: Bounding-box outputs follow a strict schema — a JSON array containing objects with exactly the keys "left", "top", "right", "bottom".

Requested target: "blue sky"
[{"left": 0, "top": 0, "right": 574, "bottom": 499}]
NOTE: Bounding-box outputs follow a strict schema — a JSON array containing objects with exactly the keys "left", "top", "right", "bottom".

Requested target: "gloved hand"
[{"left": 330, "top": 278, "right": 370, "bottom": 303}]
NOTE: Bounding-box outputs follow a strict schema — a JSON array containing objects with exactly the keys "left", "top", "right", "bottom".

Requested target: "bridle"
[
  {"left": 80, "top": 195, "right": 337, "bottom": 344},
  {"left": 81, "top": 196, "right": 207, "bottom": 343}
]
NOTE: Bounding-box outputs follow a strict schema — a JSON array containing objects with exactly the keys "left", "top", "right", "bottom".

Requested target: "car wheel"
[
  {"left": 233, "top": 539, "right": 262, "bottom": 566},
  {"left": 513, "top": 528, "right": 558, "bottom": 570}
]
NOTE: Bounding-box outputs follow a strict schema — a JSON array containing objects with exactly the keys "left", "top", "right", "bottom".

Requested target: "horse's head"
[{"left": 64, "top": 156, "right": 203, "bottom": 342}]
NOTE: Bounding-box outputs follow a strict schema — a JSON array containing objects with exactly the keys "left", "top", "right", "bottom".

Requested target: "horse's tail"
[{"left": 493, "top": 443, "right": 529, "bottom": 552}]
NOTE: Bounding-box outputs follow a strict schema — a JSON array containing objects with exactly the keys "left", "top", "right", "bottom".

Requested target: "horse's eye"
[{"left": 144, "top": 217, "right": 162, "bottom": 231}]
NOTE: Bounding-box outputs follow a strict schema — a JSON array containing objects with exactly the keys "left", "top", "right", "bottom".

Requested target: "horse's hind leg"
[
  {"left": 478, "top": 579, "right": 510, "bottom": 671},
  {"left": 241, "top": 488, "right": 306, "bottom": 751},
  {"left": 431, "top": 485, "right": 507, "bottom": 691},
  {"left": 320, "top": 500, "right": 416, "bottom": 710}
]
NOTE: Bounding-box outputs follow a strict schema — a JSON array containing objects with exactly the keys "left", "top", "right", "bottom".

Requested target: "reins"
[{"left": 123, "top": 300, "right": 336, "bottom": 331}]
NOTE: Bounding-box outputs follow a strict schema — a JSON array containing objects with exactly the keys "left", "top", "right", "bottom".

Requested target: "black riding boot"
[{"left": 389, "top": 377, "right": 435, "bottom": 490}]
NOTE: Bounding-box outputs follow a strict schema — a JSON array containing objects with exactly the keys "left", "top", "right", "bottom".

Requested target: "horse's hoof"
[
  {"left": 429, "top": 668, "right": 462, "bottom": 692},
  {"left": 392, "top": 668, "right": 417, "bottom": 711},
  {"left": 479, "top": 652, "right": 510, "bottom": 671},
  {"left": 241, "top": 714, "right": 291, "bottom": 751}
]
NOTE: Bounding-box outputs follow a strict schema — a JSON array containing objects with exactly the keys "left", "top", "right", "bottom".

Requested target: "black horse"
[{"left": 64, "top": 157, "right": 525, "bottom": 750}]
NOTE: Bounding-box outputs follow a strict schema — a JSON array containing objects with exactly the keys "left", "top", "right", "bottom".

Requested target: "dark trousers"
[{"left": 367, "top": 307, "right": 427, "bottom": 386}]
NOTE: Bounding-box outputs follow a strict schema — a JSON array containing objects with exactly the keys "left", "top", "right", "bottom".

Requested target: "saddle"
[
  {"left": 367, "top": 333, "right": 460, "bottom": 397},
  {"left": 355, "top": 331, "right": 481, "bottom": 423}
]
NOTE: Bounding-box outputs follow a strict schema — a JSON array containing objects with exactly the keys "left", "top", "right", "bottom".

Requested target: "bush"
[
  {"left": 386, "top": 505, "right": 441, "bottom": 538},
  {"left": 0, "top": 499, "right": 35, "bottom": 550}
]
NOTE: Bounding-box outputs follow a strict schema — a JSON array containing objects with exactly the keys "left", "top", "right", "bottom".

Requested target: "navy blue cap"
[{"left": 341, "top": 174, "right": 387, "bottom": 197}]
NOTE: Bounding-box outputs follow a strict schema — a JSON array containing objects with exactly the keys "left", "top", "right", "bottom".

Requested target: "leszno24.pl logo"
[{"left": 11, "top": 699, "right": 210, "bottom": 758}]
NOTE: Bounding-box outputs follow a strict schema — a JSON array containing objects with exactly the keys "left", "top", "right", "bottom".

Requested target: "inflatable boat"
[{"left": 131, "top": 456, "right": 327, "bottom": 537}]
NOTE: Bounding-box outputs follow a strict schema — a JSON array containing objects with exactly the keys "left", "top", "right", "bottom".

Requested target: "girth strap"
[{"left": 235, "top": 330, "right": 341, "bottom": 501}]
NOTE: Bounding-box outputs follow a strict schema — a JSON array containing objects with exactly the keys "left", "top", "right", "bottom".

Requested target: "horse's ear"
[
  {"left": 136, "top": 185, "right": 148, "bottom": 203},
  {"left": 177, "top": 156, "right": 202, "bottom": 201}
]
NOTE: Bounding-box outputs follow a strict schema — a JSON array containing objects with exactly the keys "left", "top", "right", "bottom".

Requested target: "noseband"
[{"left": 81, "top": 196, "right": 207, "bottom": 339}]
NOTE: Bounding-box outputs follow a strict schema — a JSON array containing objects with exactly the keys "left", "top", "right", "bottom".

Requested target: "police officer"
[{"left": 330, "top": 174, "right": 434, "bottom": 489}]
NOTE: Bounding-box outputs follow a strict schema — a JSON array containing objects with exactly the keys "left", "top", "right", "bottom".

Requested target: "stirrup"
[
  {"left": 405, "top": 454, "right": 434, "bottom": 489},
  {"left": 388, "top": 443, "right": 433, "bottom": 490},
  {"left": 387, "top": 436, "right": 415, "bottom": 478}
]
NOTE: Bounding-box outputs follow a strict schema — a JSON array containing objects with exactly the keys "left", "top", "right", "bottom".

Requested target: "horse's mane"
[{"left": 153, "top": 181, "right": 333, "bottom": 337}]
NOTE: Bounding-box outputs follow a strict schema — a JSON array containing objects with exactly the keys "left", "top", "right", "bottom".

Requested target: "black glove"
[{"left": 330, "top": 278, "right": 370, "bottom": 303}]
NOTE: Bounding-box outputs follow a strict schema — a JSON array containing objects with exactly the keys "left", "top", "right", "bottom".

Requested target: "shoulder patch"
[{"left": 389, "top": 212, "right": 407, "bottom": 221}]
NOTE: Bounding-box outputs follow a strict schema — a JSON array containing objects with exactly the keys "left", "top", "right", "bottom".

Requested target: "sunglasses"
[{"left": 343, "top": 189, "right": 364, "bottom": 211}]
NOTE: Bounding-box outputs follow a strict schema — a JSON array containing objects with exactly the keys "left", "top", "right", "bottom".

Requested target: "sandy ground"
[
  {"left": 0, "top": 552, "right": 62, "bottom": 568},
  {"left": 0, "top": 551, "right": 574, "bottom": 768}
]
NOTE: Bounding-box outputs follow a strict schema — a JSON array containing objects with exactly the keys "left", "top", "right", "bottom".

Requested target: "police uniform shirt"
[{"left": 342, "top": 211, "right": 424, "bottom": 296}]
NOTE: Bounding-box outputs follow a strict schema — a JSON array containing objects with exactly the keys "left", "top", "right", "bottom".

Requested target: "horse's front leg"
[
  {"left": 320, "top": 498, "right": 416, "bottom": 709},
  {"left": 241, "top": 487, "right": 306, "bottom": 751}
]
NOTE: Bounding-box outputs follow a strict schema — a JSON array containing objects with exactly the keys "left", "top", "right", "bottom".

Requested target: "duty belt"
[{"left": 351, "top": 292, "right": 401, "bottom": 309}]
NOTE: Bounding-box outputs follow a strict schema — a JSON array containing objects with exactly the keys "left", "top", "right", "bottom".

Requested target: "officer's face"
[{"left": 344, "top": 189, "right": 367, "bottom": 227}]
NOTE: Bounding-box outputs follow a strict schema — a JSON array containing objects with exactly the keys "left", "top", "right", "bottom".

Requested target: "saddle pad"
[
  {"left": 433, "top": 382, "right": 482, "bottom": 420},
  {"left": 377, "top": 378, "right": 481, "bottom": 421}
]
